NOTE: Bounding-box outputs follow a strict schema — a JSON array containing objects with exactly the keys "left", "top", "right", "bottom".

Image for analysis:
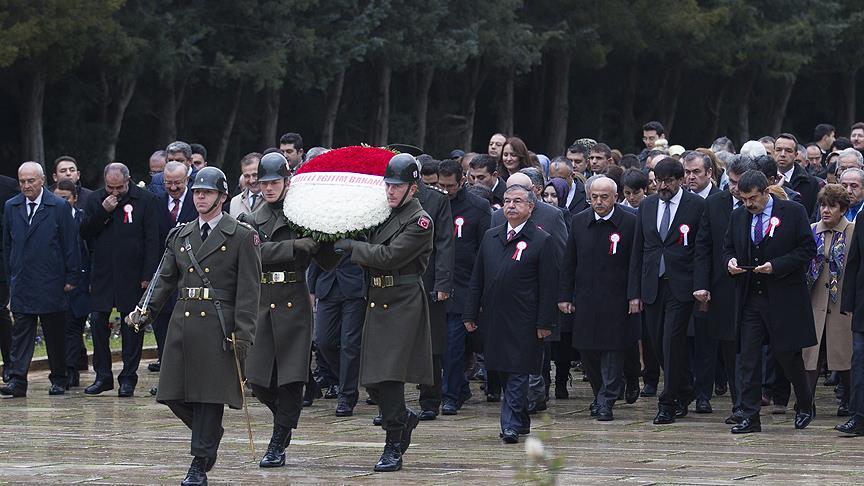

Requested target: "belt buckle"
[
  {"left": 372, "top": 276, "right": 382, "bottom": 288},
  {"left": 286, "top": 272, "right": 297, "bottom": 283},
  {"left": 384, "top": 275, "right": 394, "bottom": 287},
  {"left": 186, "top": 287, "right": 200, "bottom": 300},
  {"left": 271, "top": 272, "right": 285, "bottom": 283},
  {"left": 202, "top": 288, "right": 210, "bottom": 300}
]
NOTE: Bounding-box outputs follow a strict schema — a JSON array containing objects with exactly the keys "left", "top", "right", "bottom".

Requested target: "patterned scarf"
[{"left": 807, "top": 226, "right": 846, "bottom": 302}]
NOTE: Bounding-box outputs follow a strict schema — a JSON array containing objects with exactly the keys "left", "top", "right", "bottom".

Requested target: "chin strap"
[{"left": 396, "top": 184, "right": 414, "bottom": 208}]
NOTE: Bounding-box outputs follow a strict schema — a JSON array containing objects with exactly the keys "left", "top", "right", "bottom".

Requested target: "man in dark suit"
[
  {"left": 437, "top": 160, "right": 491, "bottom": 415},
  {"left": 465, "top": 184, "right": 557, "bottom": 443},
  {"left": 80, "top": 163, "right": 160, "bottom": 397},
  {"left": 468, "top": 155, "right": 505, "bottom": 207},
  {"left": 0, "top": 162, "right": 79, "bottom": 397},
  {"left": 723, "top": 170, "right": 816, "bottom": 433},
  {"left": 629, "top": 157, "right": 706, "bottom": 424},
  {"left": 416, "top": 180, "right": 455, "bottom": 420},
  {"left": 775, "top": 133, "right": 819, "bottom": 214},
  {"left": 0, "top": 174, "right": 19, "bottom": 383},
  {"left": 694, "top": 155, "right": 755, "bottom": 424},
  {"left": 840, "top": 200, "right": 864, "bottom": 435},
  {"left": 48, "top": 156, "right": 93, "bottom": 210},
  {"left": 148, "top": 141, "right": 200, "bottom": 198},
  {"left": 548, "top": 156, "right": 589, "bottom": 215},
  {"left": 559, "top": 178, "right": 639, "bottom": 421},
  {"left": 150, "top": 161, "right": 198, "bottom": 376}
]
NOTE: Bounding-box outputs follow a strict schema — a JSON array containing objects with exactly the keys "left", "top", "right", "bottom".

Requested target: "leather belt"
[
  {"left": 369, "top": 274, "right": 421, "bottom": 288},
  {"left": 261, "top": 271, "right": 304, "bottom": 284},
  {"left": 178, "top": 287, "right": 234, "bottom": 302}
]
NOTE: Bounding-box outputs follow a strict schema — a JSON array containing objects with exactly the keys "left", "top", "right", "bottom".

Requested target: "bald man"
[{"left": 1, "top": 162, "right": 79, "bottom": 397}]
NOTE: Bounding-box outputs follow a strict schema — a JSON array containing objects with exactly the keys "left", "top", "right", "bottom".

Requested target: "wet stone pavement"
[{"left": 2, "top": 360, "right": 864, "bottom": 485}]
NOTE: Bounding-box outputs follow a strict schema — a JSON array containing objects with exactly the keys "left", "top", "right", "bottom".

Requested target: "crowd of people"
[{"left": 3, "top": 121, "right": 864, "bottom": 483}]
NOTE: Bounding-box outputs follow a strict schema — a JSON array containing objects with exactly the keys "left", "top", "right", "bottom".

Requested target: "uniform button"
[
  {"left": 188, "top": 268, "right": 194, "bottom": 273},
  {"left": 221, "top": 246, "right": 227, "bottom": 251},
  {"left": 287, "top": 302, "right": 293, "bottom": 309},
  {"left": 180, "top": 247, "right": 185, "bottom": 252},
  {"left": 383, "top": 304, "right": 389, "bottom": 309},
  {"left": 200, "top": 311, "right": 206, "bottom": 317},
  {"left": 184, "top": 311, "right": 190, "bottom": 317},
  {"left": 204, "top": 267, "right": 210, "bottom": 273},
  {"left": 270, "top": 303, "right": 276, "bottom": 309},
  {"left": 370, "top": 302, "right": 375, "bottom": 308}
]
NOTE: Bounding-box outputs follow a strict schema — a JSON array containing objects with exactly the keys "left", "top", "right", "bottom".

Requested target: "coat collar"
[
  {"left": 495, "top": 218, "right": 536, "bottom": 246},
  {"left": 815, "top": 216, "right": 851, "bottom": 235},
  {"left": 373, "top": 198, "right": 421, "bottom": 244}
]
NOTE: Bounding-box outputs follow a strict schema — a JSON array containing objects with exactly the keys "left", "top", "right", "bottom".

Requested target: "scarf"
[{"left": 807, "top": 226, "right": 846, "bottom": 302}]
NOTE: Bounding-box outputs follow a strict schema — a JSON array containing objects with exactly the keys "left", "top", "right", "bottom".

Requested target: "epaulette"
[
  {"left": 167, "top": 222, "right": 187, "bottom": 242},
  {"left": 237, "top": 221, "right": 255, "bottom": 232},
  {"left": 429, "top": 184, "right": 448, "bottom": 196}
]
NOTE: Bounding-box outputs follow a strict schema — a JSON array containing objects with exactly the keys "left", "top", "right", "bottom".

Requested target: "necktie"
[
  {"left": 250, "top": 194, "right": 258, "bottom": 208},
  {"left": 171, "top": 198, "right": 181, "bottom": 223},
  {"left": 753, "top": 213, "right": 764, "bottom": 245},
  {"left": 507, "top": 229, "right": 516, "bottom": 241},
  {"left": 27, "top": 202, "right": 37, "bottom": 224},
  {"left": 201, "top": 222, "right": 210, "bottom": 241},
  {"left": 735, "top": 201, "right": 742, "bottom": 210},
  {"left": 658, "top": 201, "right": 671, "bottom": 277}
]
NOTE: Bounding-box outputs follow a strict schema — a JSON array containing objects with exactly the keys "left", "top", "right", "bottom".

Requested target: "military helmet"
[
  {"left": 383, "top": 153, "right": 420, "bottom": 184},
  {"left": 191, "top": 167, "right": 229, "bottom": 194},
  {"left": 257, "top": 152, "right": 291, "bottom": 182}
]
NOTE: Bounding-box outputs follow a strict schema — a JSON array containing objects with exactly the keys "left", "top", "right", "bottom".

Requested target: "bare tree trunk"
[
  {"left": 526, "top": 59, "right": 547, "bottom": 147},
  {"left": 733, "top": 70, "right": 757, "bottom": 145},
  {"left": 656, "top": 65, "right": 682, "bottom": 136},
  {"left": 544, "top": 53, "right": 570, "bottom": 155},
  {"left": 767, "top": 75, "right": 796, "bottom": 136},
  {"left": 838, "top": 69, "right": 858, "bottom": 134},
  {"left": 259, "top": 85, "right": 281, "bottom": 149},
  {"left": 460, "top": 58, "right": 486, "bottom": 151},
  {"left": 620, "top": 62, "right": 639, "bottom": 152},
  {"left": 19, "top": 68, "right": 46, "bottom": 163},
  {"left": 707, "top": 80, "right": 727, "bottom": 141},
  {"left": 414, "top": 64, "right": 434, "bottom": 150},
  {"left": 156, "top": 77, "right": 187, "bottom": 147},
  {"left": 104, "top": 77, "right": 137, "bottom": 163},
  {"left": 215, "top": 80, "right": 243, "bottom": 169},
  {"left": 321, "top": 69, "right": 345, "bottom": 148},
  {"left": 497, "top": 68, "right": 514, "bottom": 136},
  {"left": 370, "top": 62, "right": 392, "bottom": 146}
]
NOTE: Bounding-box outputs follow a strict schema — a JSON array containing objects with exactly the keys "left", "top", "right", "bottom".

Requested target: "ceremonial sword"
[
  {"left": 232, "top": 331, "right": 256, "bottom": 460},
  {"left": 132, "top": 248, "right": 170, "bottom": 333}
]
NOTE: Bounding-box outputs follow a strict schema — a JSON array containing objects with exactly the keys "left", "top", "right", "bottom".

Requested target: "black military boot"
[
  {"left": 180, "top": 457, "right": 207, "bottom": 486},
  {"left": 400, "top": 409, "right": 420, "bottom": 453},
  {"left": 259, "top": 424, "right": 291, "bottom": 468},
  {"left": 373, "top": 430, "right": 403, "bottom": 472}
]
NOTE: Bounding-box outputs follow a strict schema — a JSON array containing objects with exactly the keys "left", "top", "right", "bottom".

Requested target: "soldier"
[
  {"left": 241, "top": 153, "right": 319, "bottom": 468},
  {"left": 127, "top": 167, "right": 261, "bottom": 486},
  {"left": 334, "top": 154, "right": 434, "bottom": 472}
]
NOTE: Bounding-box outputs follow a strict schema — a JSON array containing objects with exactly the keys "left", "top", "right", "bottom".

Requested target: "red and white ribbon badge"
[
  {"left": 454, "top": 216, "right": 465, "bottom": 238},
  {"left": 609, "top": 233, "right": 621, "bottom": 255},
  {"left": 678, "top": 224, "right": 690, "bottom": 246},
  {"left": 513, "top": 241, "right": 528, "bottom": 261},
  {"left": 123, "top": 204, "right": 134, "bottom": 223},
  {"left": 768, "top": 216, "right": 780, "bottom": 238}
]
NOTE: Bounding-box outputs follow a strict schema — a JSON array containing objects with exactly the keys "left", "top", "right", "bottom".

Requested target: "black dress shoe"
[
  {"left": 731, "top": 417, "right": 761, "bottom": 434},
  {"left": 596, "top": 407, "right": 614, "bottom": 421},
  {"left": 653, "top": 409, "right": 675, "bottom": 425},
  {"left": 302, "top": 381, "right": 321, "bottom": 407},
  {"left": 373, "top": 415, "right": 383, "bottom": 426},
  {"left": 554, "top": 380, "right": 569, "bottom": 399},
  {"left": 118, "top": 384, "right": 135, "bottom": 397},
  {"left": 147, "top": 361, "right": 161, "bottom": 372},
  {"left": 838, "top": 402, "right": 852, "bottom": 417},
  {"left": 324, "top": 384, "right": 339, "bottom": 399},
  {"left": 517, "top": 427, "right": 531, "bottom": 435},
  {"left": 66, "top": 370, "right": 80, "bottom": 389},
  {"left": 374, "top": 430, "right": 403, "bottom": 472},
  {"left": 335, "top": 397, "right": 354, "bottom": 417},
  {"left": 1, "top": 369, "right": 9, "bottom": 383},
  {"left": 418, "top": 410, "right": 437, "bottom": 421},
  {"left": 366, "top": 396, "right": 377, "bottom": 405},
  {"left": 527, "top": 399, "right": 547, "bottom": 414},
  {"left": 695, "top": 399, "right": 713, "bottom": 414},
  {"left": 675, "top": 401, "right": 690, "bottom": 418},
  {"left": 835, "top": 416, "right": 864, "bottom": 435},
  {"left": 725, "top": 410, "right": 745, "bottom": 425},
  {"left": 589, "top": 400, "right": 599, "bottom": 417},
  {"left": 0, "top": 384, "right": 26, "bottom": 398},
  {"left": 150, "top": 387, "right": 158, "bottom": 396},
  {"left": 794, "top": 408, "right": 814, "bottom": 429},
  {"left": 714, "top": 382, "right": 728, "bottom": 396},
  {"left": 181, "top": 457, "right": 208, "bottom": 485},
  {"left": 400, "top": 409, "right": 420, "bottom": 453},
  {"left": 84, "top": 381, "right": 113, "bottom": 395},
  {"left": 48, "top": 384, "right": 65, "bottom": 395},
  {"left": 442, "top": 401, "right": 458, "bottom": 415},
  {"left": 825, "top": 371, "right": 839, "bottom": 386},
  {"left": 625, "top": 380, "right": 639, "bottom": 404},
  {"left": 640, "top": 383, "right": 657, "bottom": 397},
  {"left": 486, "top": 393, "right": 501, "bottom": 402},
  {"left": 500, "top": 428, "right": 519, "bottom": 444}
]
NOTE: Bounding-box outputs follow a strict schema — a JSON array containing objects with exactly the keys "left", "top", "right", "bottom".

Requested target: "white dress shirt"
[{"left": 656, "top": 187, "right": 683, "bottom": 232}]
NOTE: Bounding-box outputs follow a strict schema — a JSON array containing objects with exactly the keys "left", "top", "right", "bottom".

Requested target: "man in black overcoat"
[
  {"left": 840, "top": 199, "right": 864, "bottom": 435},
  {"left": 628, "top": 158, "right": 706, "bottom": 425},
  {"left": 465, "top": 184, "right": 557, "bottom": 444},
  {"left": 80, "top": 163, "right": 160, "bottom": 397},
  {"left": 722, "top": 170, "right": 817, "bottom": 434},
  {"left": 559, "top": 177, "right": 639, "bottom": 421}
]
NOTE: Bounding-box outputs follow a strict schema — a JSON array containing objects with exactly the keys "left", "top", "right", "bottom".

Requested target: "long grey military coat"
[
  {"left": 350, "top": 197, "right": 435, "bottom": 386},
  {"left": 142, "top": 215, "right": 261, "bottom": 409}
]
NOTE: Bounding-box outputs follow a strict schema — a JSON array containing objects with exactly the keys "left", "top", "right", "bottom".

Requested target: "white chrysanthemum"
[
  {"left": 283, "top": 172, "right": 390, "bottom": 237},
  {"left": 525, "top": 437, "right": 545, "bottom": 461}
]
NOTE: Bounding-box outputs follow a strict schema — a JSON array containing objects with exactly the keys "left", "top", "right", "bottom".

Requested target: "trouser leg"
[
  {"left": 500, "top": 372, "right": 529, "bottom": 432},
  {"left": 693, "top": 315, "right": 718, "bottom": 401},
  {"left": 8, "top": 313, "right": 38, "bottom": 390},
  {"left": 339, "top": 298, "right": 365, "bottom": 405},
  {"left": 623, "top": 341, "right": 641, "bottom": 383},
  {"left": 89, "top": 311, "right": 114, "bottom": 384},
  {"left": 190, "top": 402, "right": 225, "bottom": 461},
  {"left": 718, "top": 339, "right": 740, "bottom": 410},
  {"left": 442, "top": 312, "right": 468, "bottom": 403},
  {"left": 275, "top": 382, "right": 304, "bottom": 429},
  {"left": 641, "top": 317, "right": 660, "bottom": 386},
  {"left": 527, "top": 343, "right": 549, "bottom": 403},
  {"left": 580, "top": 349, "right": 603, "bottom": 399},
  {"left": 773, "top": 349, "right": 812, "bottom": 413},
  {"left": 599, "top": 350, "right": 625, "bottom": 409},
  {"left": 118, "top": 313, "right": 143, "bottom": 387},
  {"left": 645, "top": 281, "right": 693, "bottom": 411},
  {"left": 419, "top": 354, "right": 443, "bottom": 412},
  {"left": 165, "top": 399, "right": 195, "bottom": 429},
  {"left": 40, "top": 312, "right": 67, "bottom": 387},
  {"left": 64, "top": 312, "right": 86, "bottom": 373},
  {"left": 739, "top": 300, "right": 768, "bottom": 420},
  {"left": 368, "top": 381, "right": 406, "bottom": 431},
  {"left": 0, "top": 282, "right": 11, "bottom": 372},
  {"left": 851, "top": 332, "right": 864, "bottom": 419}
]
